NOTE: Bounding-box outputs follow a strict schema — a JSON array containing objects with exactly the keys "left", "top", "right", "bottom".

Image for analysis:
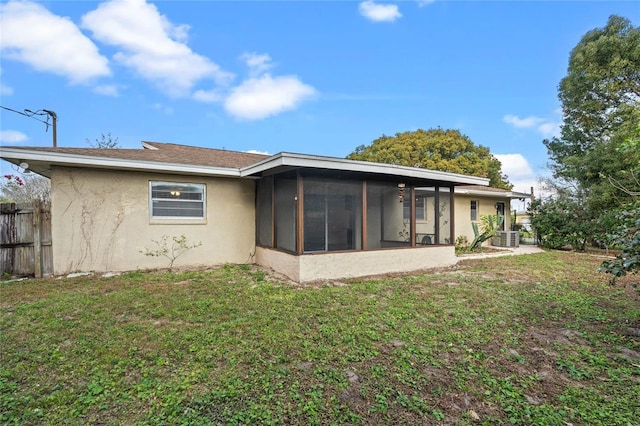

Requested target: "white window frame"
[
  {"left": 470, "top": 200, "right": 478, "bottom": 221},
  {"left": 149, "top": 181, "right": 206, "bottom": 220},
  {"left": 403, "top": 196, "right": 426, "bottom": 221}
]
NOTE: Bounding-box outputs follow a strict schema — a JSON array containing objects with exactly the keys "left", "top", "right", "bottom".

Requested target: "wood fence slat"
[
  {"left": 0, "top": 201, "right": 52, "bottom": 277},
  {"left": 33, "top": 200, "right": 42, "bottom": 278}
]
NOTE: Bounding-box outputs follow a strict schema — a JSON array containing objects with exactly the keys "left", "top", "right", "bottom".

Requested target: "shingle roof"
[{"left": 9, "top": 141, "right": 269, "bottom": 169}]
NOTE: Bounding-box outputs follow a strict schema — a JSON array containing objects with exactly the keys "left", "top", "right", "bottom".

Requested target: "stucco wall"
[
  {"left": 255, "top": 247, "right": 300, "bottom": 282},
  {"left": 454, "top": 194, "right": 512, "bottom": 245},
  {"left": 256, "top": 246, "right": 457, "bottom": 282},
  {"left": 50, "top": 167, "right": 256, "bottom": 274}
]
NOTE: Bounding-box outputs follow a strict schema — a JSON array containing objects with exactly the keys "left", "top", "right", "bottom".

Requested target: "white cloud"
[
  {"left": 0, "top": 83, "right": 13, "bottom": 96},
  {"left": 246, "top": 149, "right": 270, "bottom": 155},
  {"left": 0, "top": 0, "right": 110, "bottom": 84},
  {"left": 192, "top": 89, "right": 224, "bottom": 103},
  {"left": 358, "top": 1, "right": 402, "bottom": 22},
  {"left": 503, "top": 114, "right": 561, "bottom": 138},
  {"left": 494, "top": 154, "right": 534, "bottom": 180},
  {"left": 494, "top": 153, "right": 545, "bottom": 208},
  {"left": 93, "top": 84, "right": 120, "bottom": 97},
  {"left": 220, "top": 52, "right": 316, "bottom": 120},
  {"left": 0, "top": 130, "right": 28, "bottom": 144},
  {"left": 503, "top": 114, "right": 544, "bottom": 129},
  {"left": 81, "top": 0, "right": 233, "bottom": 97},
  {"left": 242, "top": 52, "right": 274, "bottom": 77},
  {"left": 0, "top": 67, "right": 13, "bottom": 95},
  {"left": 224, "top": 74, "right": 316, "bottom": 120},
  {"left": 537, "top": 122, "right": 561, "bottom": 138}
]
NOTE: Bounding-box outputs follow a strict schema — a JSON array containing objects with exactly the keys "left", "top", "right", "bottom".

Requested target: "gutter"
[{"left": 0, "top": 147, "right": 241, "bottom": 178}]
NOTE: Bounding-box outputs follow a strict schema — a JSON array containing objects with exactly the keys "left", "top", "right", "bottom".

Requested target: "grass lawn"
[{"left": 1, "top": 251, "right": 639, "bottom": 425}]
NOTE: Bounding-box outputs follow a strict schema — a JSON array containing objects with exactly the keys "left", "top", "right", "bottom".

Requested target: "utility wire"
[{"left": 0, "top": 105, "right": 52, "bottom": 129}]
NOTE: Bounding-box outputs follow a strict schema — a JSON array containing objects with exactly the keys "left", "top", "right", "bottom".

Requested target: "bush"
[
  {"left": 528, "top": 196, "right": 595, "bottom": 250},
  {"left": 599, "top": 202, "right": 640, "bottom": 290}
]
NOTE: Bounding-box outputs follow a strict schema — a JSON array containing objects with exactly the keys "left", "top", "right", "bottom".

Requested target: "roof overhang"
[
  {"left": 1, "top": 147, "right": 491, "bottom": 187},
  {"left": 455, "top": 187, "right": 531, "bottom": 199},
  {"left": 0, "top": 147, "right": 240, "bottom": 178},
  {"left": 241, "top": 152, "right": 490, "bottom": 186}
]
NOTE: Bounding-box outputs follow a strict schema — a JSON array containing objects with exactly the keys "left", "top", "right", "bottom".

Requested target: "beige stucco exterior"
[
  {"left": 50, "top": 166, "right": 256, "bottom": 274},
  {"left": 454, "top": 194, "right": 512, "bottom": 245},
  {"left": 47, "top": 166, "right": 516, "bottom": 278},
  {"left": 256, "top": 245, "right": 457, "bottom": 282}
]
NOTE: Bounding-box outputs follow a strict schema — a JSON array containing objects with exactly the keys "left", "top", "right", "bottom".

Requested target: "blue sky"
[{"left": 1, "top": 0, "right": 638, "bottom": 195}]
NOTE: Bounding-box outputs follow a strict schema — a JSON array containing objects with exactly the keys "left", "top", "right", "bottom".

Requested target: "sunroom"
[{"left": 241, "top": 153, "right": 488, "bottom": 282}]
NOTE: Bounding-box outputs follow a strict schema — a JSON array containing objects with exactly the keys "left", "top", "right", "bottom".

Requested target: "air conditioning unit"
[{"left": 493, "top": 231, "right": 520, "bottom": 247}]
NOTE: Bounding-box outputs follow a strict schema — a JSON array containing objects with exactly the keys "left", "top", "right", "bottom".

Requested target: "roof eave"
[
  {"left": 455, "top": 188, "right": 531, "bottom": 199},
  {"left": 240, "top": 152, "right": 490, "bottom": 186},
  {"left": 0, "top": 147, "right": 241, "bottom": 178}
]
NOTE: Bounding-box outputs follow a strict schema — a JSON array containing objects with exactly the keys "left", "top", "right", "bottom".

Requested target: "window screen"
[{"left": 150, "top": 182, "right": 205, "bottom": 219}]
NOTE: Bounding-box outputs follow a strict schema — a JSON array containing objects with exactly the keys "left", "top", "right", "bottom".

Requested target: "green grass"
[{"left": 1, "top": 252, "right": 639, "bottom": 425}]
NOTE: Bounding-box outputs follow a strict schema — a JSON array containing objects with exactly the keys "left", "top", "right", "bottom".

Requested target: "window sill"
[{"left": 150, "top": 218, "right": 207, "bottom": 225}]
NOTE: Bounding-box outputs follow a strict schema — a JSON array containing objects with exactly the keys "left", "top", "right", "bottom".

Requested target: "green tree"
[
  {"left": 544, "top": 15, "right": 640, "bottom": 209},
  {"left": 599, "top": 202, "right": 640, "bottom": 290},
  {"left": 528, "top": 188, "right": 596, "bottom": 251},
  {"left": 598, "top": 125, "right": 640, "bottom": 286},
  {"left": 86, "top": 132, "right": 120, "bottom": 149},
  {"left": 536, "top": 15, "right": 640, "bottom": 284},
  {"left": 347, "top": 128, "right": 512, "bottom": 189}
]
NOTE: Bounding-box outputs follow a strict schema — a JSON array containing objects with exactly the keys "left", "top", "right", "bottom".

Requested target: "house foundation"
[{"left": 256, "top": 246, "right": 457, "bottom": 282}]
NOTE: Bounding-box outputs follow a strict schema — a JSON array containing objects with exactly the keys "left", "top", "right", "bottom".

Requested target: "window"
[
  {"left": 403, "top": 197, "right": 426, "bottom": 221},
  {"left": 470, "top": 200, "right": 478, "bottom": 221},
  {"left": 150, "top": 181, "right": 205, "bottom": 219}
]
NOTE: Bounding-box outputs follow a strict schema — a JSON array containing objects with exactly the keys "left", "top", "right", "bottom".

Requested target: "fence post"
[{"left": 32, "top": 200, "right": 42, "bottom": 278}]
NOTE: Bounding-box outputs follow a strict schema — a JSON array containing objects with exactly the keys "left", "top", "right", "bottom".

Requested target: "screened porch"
[{"left": 255, "top": 170, "right": 454, "bottom": 255}]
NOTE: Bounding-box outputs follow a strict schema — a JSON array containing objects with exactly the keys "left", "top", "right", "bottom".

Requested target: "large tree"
[
  {"left": 347, "top": 128, "right": 512, "bottom": 189},
  {"left": 544, "top": 15, "right": 640, "bottom": 207},
  {"left": 533, "top": 15, "right": 639, "bottom": 284}
]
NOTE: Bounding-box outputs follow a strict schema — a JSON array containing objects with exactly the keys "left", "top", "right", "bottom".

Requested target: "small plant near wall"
[
  {"left": 141, "top": 234, "right": 202, "bottom": 271},
  {"left": 455, "top": 235, "right": 469, "bottom": 253}
]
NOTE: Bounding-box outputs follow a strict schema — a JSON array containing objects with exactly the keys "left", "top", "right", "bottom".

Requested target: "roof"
[
  {"left": 455, "top": 185, "right": 531, "bottom": 199},
  {"left": 0, "top": 141, "right": 269, "bottom": 178},
  {"left": 240, "top": 152, "right": 488, "bottom": 186},
  {"left": 0, "top": 141, "right": 489, "bottom": 186}
]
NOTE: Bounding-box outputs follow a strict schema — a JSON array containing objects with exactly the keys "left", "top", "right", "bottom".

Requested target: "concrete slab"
[{"left": 457, "top": 245, "right": 544, "bottom": 260}]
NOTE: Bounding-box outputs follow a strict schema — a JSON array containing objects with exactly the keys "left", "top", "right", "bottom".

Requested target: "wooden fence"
[{"left": 0, "top": 201, "right": 53, "bottom": 277}]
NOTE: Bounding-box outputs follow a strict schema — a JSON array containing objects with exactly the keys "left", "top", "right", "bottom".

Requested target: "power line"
[
  {"left": 1, "top": 105, "right": 50, "bottom": 127},
  {"left": 0, "top": 105, "right": 58, "bottom": 147}
]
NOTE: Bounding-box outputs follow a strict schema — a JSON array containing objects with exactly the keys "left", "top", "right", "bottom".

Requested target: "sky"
[{"left": 1, "top": 0, "right": 638, "bottom": 201}]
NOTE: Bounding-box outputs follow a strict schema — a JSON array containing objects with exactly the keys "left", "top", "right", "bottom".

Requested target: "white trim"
[
  {"left": 241, "top": 152, "right": 490, "bottom": 186},
  {"left": 149, "top": 181, "right": 207, "bottom": 220},
  {"left": 455, "top": 187, "right": 530, "bottom": 199},
  {"left": 141, "top": 142, "right": 160, "bottom": 150},
  {"left": 0, "top": 147, "right": 240, "bottom": 177}
]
